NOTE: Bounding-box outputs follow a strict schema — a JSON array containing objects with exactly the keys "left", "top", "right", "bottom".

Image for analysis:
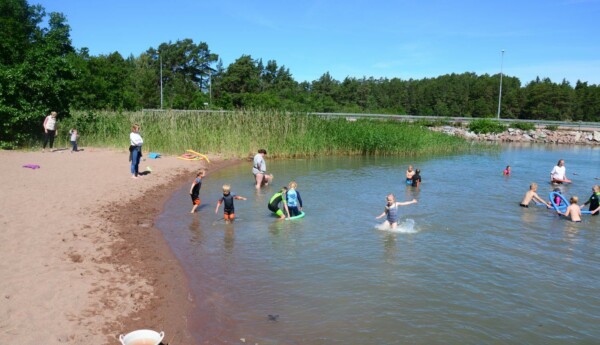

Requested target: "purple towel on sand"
[{"left": 22, "top": 164, "right": 41, "bottom": 169}]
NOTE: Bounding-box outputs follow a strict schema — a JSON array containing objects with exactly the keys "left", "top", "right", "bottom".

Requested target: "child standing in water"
[
  {"left": 405, "top": 165, "right": 415, "bottom": 184},
  {"left": 411, "top": 169, "right": 422, "bottom": 188},
  {"left": 286, "top": 181, "right": 303, "bottom": 217},
  {"left": 189, "top": 170, "right": 205, "bottom": 213},
  {"left": 520, "top": 183, "right": 550, "bottom": 208},
  {"left": 583, "top": 185, "right": 600, "bottom": 216},
  {"left": 376, "top": 194, "right": 417, "bottom": 229},
  {"left": 215, "top": 184, "right": 247, "bottom": 223},
  {"left": 503, "top": 165, "right": 511, "bottom": 175},
  {"left": 558, "top": 196, "right": 582, "bottom": 222}
]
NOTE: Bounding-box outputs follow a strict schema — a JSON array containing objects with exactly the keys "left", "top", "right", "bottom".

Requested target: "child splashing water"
[{"left": 376, "top": 194, "right": 417, "bottom": 230}]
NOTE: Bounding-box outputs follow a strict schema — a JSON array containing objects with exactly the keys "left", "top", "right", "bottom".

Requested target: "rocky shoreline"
[{"left": 431, "top": 126, "right": 600, "bottom": 145}]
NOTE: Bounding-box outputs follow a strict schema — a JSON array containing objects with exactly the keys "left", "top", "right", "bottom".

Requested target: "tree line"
[{"left": 2, "top": 0, "right": 600, "bottom": 147}]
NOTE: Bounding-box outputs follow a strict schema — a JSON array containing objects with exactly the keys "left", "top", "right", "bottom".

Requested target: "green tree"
[{"left": 1, "top": 0, "right": 77, "bottom": 147}]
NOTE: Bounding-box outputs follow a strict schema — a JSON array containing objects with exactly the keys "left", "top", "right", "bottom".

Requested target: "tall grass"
[{"left": 55, "top": 109, "right": 485, "bottom": 158}]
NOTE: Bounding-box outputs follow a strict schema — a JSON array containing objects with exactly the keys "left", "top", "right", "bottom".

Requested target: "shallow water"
[{"left": 157, "top": 145, "right": 600, "bottom": 344}]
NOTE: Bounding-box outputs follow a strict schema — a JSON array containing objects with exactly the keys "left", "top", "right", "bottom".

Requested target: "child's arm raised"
[{"left": 397, "top": 199, "right": 417, "bottom": 206}]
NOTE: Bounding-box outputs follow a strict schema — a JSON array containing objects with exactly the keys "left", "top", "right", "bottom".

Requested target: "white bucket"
[{"left": 119, "top": 329, "right": 164, "bottom": 345}]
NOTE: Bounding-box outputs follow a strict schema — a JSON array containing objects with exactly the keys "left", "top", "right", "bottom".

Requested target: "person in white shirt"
[
  {"left": 252, "top": 149, "right": 273, "bottom": 189},
  {"left": 129, "top": 124, "right": 144, "bottom": 178},
  {"left": 42, "top": 111, "right": 58, "bottom": 151},
  {"left": 550, "top": 159, "right": 571, "bottom": 184}
]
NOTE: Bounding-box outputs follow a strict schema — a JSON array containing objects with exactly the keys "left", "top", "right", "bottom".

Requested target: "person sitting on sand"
[
  {"left": 376, "top": 194, "right": 417, "bottom": 229},
  {"left": 405, "top": 165, "right": 415, "bottom": 184},
  {"left": 558, "top": 196, "right": 582, "bottom": 222},
  {"left": 550, "top": 159, "right": 572, "bottom": 184},
  {"left": 583, "top": 185, "right": 600, "bottom": 216},
  {"left": 520, "top": 183, "right": 551, "bottom": 208}
]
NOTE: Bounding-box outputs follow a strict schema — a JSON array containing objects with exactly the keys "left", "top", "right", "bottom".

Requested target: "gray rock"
[{"left": 594, "top": 131, "right": 600, "bottom": 142}]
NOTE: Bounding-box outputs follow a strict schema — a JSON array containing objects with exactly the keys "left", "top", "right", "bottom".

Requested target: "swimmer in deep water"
[
  {"left": 558, "top": 196, "right": 582, "bottom": 222},
  {"left": 503, "top": 165, "right": 511, "bottom": 176},
  {"left": 375, "top": 194, "right": 417, "bottom": 229},
  {"left": 520, "top": 183, "right": 550, "bottom": 208},
  {"left": 268, "top": 187, "right": 290, "bottom": 220}
]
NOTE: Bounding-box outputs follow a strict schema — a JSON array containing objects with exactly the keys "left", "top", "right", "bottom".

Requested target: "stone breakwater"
[{"left": 431, "top": 126, "right": 600, "bottom": 145}]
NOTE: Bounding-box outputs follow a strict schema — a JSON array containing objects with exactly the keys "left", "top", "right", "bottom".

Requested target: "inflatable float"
[
  {"left": 177, "top": 149, "right": 210, "bottom": 162},
  {"left": 549, "top": 191, "right": 591, "bottom": 215},
  {"left": 285, "top": 211, "right": 305, "bottom": 220}
]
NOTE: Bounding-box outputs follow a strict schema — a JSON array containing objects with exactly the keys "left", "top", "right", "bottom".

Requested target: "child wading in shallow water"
[
  {"left": 286, "top": 181, "right": 303, "bottom": 217},
  {"left": 215, "top": 184, "right": 247, "bottom": 223},
  {"left": 558, "top": 196, "right": 582, "bottom": 222},
  {"left": 520, "top": 183, "right": 550, "bottom": 208},
  {"left": 189, "top": 170, "right": 205, "bottom": 213},
  {"left": 376, "top": 194, "right": 417, "bottom": 229}
]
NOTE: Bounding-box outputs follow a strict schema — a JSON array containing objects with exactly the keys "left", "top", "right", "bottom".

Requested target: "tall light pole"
[
  {"left": 158, "top": 51, "right": 163, "bottom": 109},
  {"left": 497, "top": 49, "right": 505, "bottom": 119},
  {"left": 209, "top": 71, "right": 212, "bottom": 107}
]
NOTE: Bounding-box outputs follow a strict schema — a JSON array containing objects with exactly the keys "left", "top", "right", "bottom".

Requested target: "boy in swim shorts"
[
  {"left": 268, "top": 187, "right": 290, "bottom": 219},
  {"left": 189, "top": 170, "right": 205, "bottom": 213},
  {"left": 215, "top": 184, "right": 247, "bottom": 223},
  {"left": 520, "top": 183, "right": 550, "bottom": 208},
  {"left": 375, "top": 194, "right": 417, "bottom": 229}
]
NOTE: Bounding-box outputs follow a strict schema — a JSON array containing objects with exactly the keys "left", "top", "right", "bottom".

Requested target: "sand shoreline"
[{"left": 0, "top": 147, "right": 238, "bottom": 344}]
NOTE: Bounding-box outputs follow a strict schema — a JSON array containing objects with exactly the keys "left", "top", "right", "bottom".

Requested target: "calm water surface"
[{"left": 157, "top": 145, "right": 600, "bottom": 344}]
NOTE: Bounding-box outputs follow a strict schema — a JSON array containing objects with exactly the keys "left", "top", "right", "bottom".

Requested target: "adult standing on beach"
[
  {"left": 550, "top": 159, "right": 572, "bottom": 184},
  {"left": 253, "top": 149, "right": 273, "bottom": 189},
  {"left": 42, "top": 111, "right": 58, "bottom": 152},
  {"left": 129, "top": 124, "right": 144, "bottom": 179}
]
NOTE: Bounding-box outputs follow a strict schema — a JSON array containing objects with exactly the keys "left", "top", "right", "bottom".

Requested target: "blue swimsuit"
[{"left": 386, "top": 204, "right": 399, "bottom": 223}]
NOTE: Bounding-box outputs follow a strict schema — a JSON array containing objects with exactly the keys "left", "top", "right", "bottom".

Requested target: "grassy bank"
[{"left": 50, "top": 109, "right": 485, "bottom": 158}]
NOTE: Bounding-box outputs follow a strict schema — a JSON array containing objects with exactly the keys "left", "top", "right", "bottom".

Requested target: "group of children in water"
[
  {"left": 188, "top": 163, "right": 419, "bottom": 228},
  {"left": 518, "top": 158, "right": 600, "bottom": 222},
  {"left": 189, "top": 168, "right": 304, "bottom": 223}
]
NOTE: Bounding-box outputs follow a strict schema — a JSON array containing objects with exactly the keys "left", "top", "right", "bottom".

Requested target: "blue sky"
[{"left": 36, "top": 0, "right": 600, "bottom": 85}]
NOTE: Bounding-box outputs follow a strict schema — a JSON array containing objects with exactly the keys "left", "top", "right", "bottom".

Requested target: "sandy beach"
[{"left": 0, "top": 147, "right": 228, "bottom": 344}]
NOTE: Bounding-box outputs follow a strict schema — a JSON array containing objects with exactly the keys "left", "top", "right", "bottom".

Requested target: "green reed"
[{"left": 58, "top": 109, "right": 482, "bottom": 158}]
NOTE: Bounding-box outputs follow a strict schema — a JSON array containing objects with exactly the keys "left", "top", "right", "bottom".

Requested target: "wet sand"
[{"left": 0, "top": 148, "right": 236, "bottom": 344}]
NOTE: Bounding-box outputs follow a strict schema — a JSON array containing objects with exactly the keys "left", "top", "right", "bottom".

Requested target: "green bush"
[
  {"left": 510, "top": 122, "right": 536, "bottom": 131},
  {"left": 468, "top": 119, "right": 507, "bottom": 134},
  {"left": 545, "top": 124, "right": 559, "bottom": 131}
]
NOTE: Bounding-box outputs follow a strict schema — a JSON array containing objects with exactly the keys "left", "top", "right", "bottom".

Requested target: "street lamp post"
[
  {"left": 209, "top": 71, "right": 212, "bottom": 107},
  {"left": 497, "top": 49, "right": 505, "bottom": 120},
  {"left": 158, "top": 51, "right": 163, "bottom": 109}
]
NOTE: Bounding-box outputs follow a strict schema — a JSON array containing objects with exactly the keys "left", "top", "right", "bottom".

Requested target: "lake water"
[{"left": 156, "top": 145, "right": 600, "bottom": 344}]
